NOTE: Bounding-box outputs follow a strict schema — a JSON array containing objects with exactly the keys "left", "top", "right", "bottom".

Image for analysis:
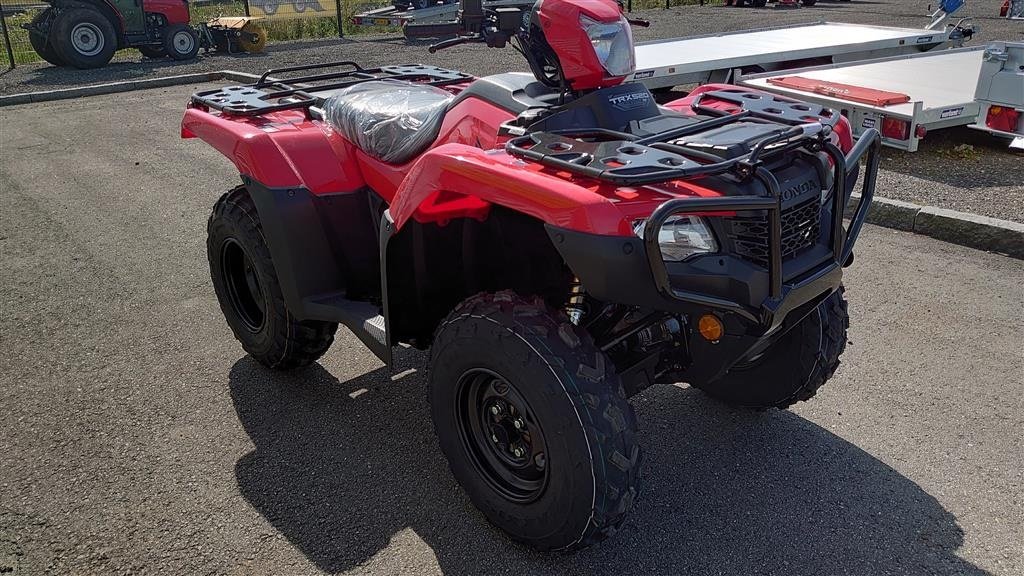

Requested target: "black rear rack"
[{"left": 190, "top": 61, "right": 472, "bottom": 117}]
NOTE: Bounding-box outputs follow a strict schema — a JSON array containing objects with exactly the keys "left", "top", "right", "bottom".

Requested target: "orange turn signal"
[{"left": 698, "top": 314, "right": 724, "bottom": 342}]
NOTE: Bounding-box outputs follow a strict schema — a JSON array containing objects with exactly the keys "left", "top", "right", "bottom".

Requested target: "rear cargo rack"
[{"left": 190, "top": 61, "right": 472, "bottom": 117}]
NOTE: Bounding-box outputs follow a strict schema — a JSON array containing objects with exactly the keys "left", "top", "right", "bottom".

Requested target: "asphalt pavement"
[{"left": 1, "top": 83, "right": 1022, "bottom": 575}]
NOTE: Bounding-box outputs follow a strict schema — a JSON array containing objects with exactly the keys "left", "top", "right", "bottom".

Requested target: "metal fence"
[{"left": 0, "top": 0, "right": 728, "bottom": 70}]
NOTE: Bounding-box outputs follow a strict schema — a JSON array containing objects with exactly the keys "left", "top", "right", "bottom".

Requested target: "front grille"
[{"left": 727, "top": 197, "right": 821, "bottom": 268}]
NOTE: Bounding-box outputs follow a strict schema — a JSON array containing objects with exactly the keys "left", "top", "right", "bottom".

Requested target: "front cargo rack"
[
  {"left": 505, "top": 87, "right": 844, "bottom": 186},
  {"left": 190, "top": 61, "right": 471, "bottom": 117}
]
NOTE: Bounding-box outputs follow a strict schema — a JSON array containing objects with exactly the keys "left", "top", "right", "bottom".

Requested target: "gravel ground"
[
  {"left": 2, "top": 80, "right": 1024, "bottom": 576},
  {"left": 1, "top": 0, "right": 1021, "bottom": 221}
]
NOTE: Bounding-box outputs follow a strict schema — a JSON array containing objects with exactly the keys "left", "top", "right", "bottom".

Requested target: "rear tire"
[
  {"left": 28, "top": 9, "right": 65, "bottom": 66},
  {"left": 429, "top": 291, "right": 642, "bottom": 551},
  {"left": 692, "top": 288, "right": 849, "bottom": 409},
  {"left": 163, "top": 24, "right": 200, "bottom": 61},
  {"left": 207, "top": 186, "right": 337, "bottom": 370},
  {"left": 50, "top": 7, "right": 116, "bottom": 69}
]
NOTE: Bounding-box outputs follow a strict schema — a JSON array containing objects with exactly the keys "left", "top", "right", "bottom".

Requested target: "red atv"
[{"left": 183, "top": 0, "right": 880, "bottom": 551}]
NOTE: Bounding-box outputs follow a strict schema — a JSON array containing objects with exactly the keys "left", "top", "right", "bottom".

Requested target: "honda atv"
[{"left": 182, "top": 0, "right": 880, "bottom": 551}]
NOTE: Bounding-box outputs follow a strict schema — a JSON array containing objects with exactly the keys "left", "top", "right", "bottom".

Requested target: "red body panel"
[
  {"left": 182, "top": 107, "right": 365, "bottom": 193},
  {"left": 536, "top": 0, "right": 632, "bottom": 91},
  {"left": 183, "top": 80, "right": 850, "bottom": 236},
  {"left": 142, "top": 0, "right": 191, "bottom": 24}
]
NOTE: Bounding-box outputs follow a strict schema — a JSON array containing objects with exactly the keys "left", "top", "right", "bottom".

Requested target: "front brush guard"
[{"left": 642, "top": 128, "right": 882, "bottom": 330}]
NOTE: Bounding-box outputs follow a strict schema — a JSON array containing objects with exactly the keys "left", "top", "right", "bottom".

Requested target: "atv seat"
[{"left": 323, "top": 80, "right": 454, "bottom": 165}]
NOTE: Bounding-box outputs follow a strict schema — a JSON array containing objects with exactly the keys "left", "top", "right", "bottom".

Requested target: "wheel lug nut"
[
  {"left": 490, "top": 405, "right": 500, "bottom": 415},
  {"left": 513, "top": 419, "right": 524, "bottom": 430},
  {"left": 512, "top": 446, "right": 524, "bottom": 458},
  {"left": 490, "top": 434, "right": 499, "bottom": 444}
]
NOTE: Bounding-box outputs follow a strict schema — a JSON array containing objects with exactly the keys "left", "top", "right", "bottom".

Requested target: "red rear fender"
[{"left": 181, "top": 108, "right": 365, "bottom": 194}]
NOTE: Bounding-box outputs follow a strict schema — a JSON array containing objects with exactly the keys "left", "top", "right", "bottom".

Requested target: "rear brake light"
[
  {"left": 985, "top": 106, "right": 1021, "bottom": 133},
  {"left": 881, "top": 117, "right": 910, "bottom": 141}
]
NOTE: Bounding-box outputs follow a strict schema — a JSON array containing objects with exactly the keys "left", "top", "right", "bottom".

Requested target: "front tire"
[
  {"left": 163, "top": 24, "right": 200, "bottom": 61},
  {"left": 693, "top": 288, "right": 849, "bottom": 409},
  {"left": 429, "top": 291, "right": 642, "bottom": 551},
  {"left": 207, "top": 186, "right": 337, "bottom": 369},
  {"left": 50, "top": 8, "right": 116, "bottom": 69}
]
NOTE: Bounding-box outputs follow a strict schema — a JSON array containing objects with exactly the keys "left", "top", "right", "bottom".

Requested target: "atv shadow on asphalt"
[{"left": 229, "top": 353, "right": 988, "bottom": 575}]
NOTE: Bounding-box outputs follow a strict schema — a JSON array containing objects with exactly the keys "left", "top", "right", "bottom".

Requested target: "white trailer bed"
[
  {"left": 737, "top": 47, "right": 988, "bottom": 152},
  {"left": 630, "top": 21, "right": 960, "bottom": 90}
]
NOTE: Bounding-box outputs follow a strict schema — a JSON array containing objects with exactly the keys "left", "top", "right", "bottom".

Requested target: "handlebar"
[{"left": 428, "top": 35, "right": 478, "bottom": 53}]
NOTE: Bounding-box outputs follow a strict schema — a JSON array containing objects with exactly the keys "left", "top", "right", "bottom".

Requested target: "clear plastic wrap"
[{"left": 322, "top": 79, "right": 454, "bottom": 165}]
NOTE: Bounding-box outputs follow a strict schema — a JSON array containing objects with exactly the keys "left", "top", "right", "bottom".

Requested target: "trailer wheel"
[
  {"left": 51, "top": 7, "right": 116, "bottom": 69},
  {"left": 138, "top": 46, "right": 167, "bottom": 59},
  {"left": 693, "top": 288, "right": 849, "bottom": 409},
  {"left": 164, "top": 24, "right": 200, "bottom": 61},
  {"left": 207, "top": 186, "right": 337, "bottom": 370},
  {"left": 28, "top": 9, "right": 65, "bottom": 66},
  {"left": 429, "top": 291, "right": 642, "bottom": 551}
]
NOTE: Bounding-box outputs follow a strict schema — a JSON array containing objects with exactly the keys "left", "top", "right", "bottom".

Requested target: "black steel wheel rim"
[
  {"left": 221, "top": 237, "right": 266, "bottom": 332},
  {"left": 455, "top": 368, "right": 549, "bottom": 503}
]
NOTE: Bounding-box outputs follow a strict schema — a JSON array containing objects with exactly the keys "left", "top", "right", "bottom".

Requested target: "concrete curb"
[
  {"left": 0, "top": 70, "right": 261, "bottom": 107},
  {"left": 846, "top": 194, "right": 1024, "bottom": 259}
]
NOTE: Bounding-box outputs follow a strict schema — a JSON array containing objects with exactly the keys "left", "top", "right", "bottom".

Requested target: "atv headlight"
[
  {"left": 580, "top": 14, "right": 635, "bottom": 77},
  {"left": 636, "top": 215, "right": 718, "bottom": 262}
]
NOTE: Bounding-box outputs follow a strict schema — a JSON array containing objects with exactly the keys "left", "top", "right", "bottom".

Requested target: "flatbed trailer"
[
  {"left": 736, "top": 44, "right": 1024, "bottom": 152},
  {"left": 628, "top": 20, "right": 966, "bottom": 90},
  {"left": 351, "top": 0, "right": 532, "bottom": 38}
]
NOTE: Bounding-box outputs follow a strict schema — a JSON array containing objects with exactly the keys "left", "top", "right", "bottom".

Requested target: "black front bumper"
[{"left": 547, "top": 130, "right": 881, "bottom": 384}]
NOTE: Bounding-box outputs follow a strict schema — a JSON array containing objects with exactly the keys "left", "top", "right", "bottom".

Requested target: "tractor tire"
[
  {"left": 138, "top": 46, "right": 167, "bottom": 59},
  {"left": 50, "top": 7, "right": 116, "bottom": 69},
  {"left": 429, "top": 291, "right": 642, "bottom": 551},
  {"left": 163, "top": 24, "right": 200, "bottom": 61},
  {"left": 28, "top": 9, "right": 65, "bottom": 66},
  {"left": 693, "top": 288, "right": 849, "bottom": 409},
  {"left": 207, "top": 186, "right": 337, "bottom": 370}
]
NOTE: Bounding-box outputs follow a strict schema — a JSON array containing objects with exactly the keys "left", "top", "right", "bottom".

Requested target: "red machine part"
[{"left": 142, "top": 0, "right": 191, "bottom": 24}]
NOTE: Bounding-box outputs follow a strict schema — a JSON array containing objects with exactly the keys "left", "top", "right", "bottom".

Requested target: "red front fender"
[{"left": 388, "top": 144, "right": 636, "bottom": 237}]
